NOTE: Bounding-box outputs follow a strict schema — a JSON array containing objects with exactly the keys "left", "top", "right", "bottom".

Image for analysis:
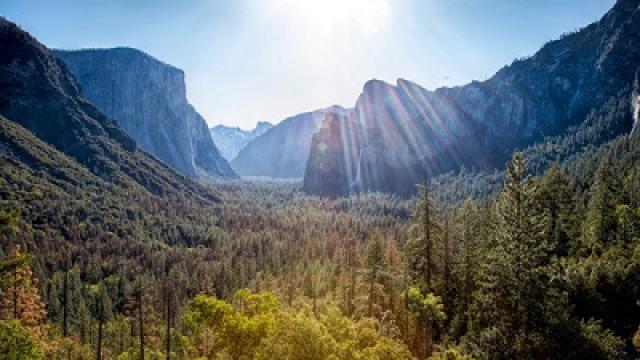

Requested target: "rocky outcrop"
[
  {"left": 210, "top": 121, "right": 273, "bottom": 161},
  {"left": 232, "top": 106, "right": 346, "bottom": 178},
  {"left": 302, "top": 110, "right": 353, "bottom": 196},
  {"left": 54, "top": 48, "right": 237, "bottom": 179},
  {"left": 304, "top": 0, "right": 640, "bottom": 196}
]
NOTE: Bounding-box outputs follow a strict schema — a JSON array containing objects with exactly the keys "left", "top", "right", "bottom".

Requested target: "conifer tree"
[
  {"left": 583, "top": 158, "right": 621, "bottom": 252},
  {"left": 0, "top": 246, "right": 47, "bottom": 330},
  {"left": 471, "top": 153, "right": 567, "bottom": 359},
  {"left": 536, "top": 163, "right": 577, "bottom": 256},
  {"left": 357, "top": 233, "right": 389, "bottom": 319},
  {"left": 451, "top": 198, "right": 479, "bottom": 332},
  {"left": 405, "top": 182, "right": 442, "bottom": 293}
]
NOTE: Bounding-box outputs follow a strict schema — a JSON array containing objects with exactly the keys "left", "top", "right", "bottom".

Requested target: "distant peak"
[
  {"left": 325, "top": 104, "right": 345, "bottom": 113},
  {"left": 396, "top": 78, "right": 411, "bottom": 86},
  {"left": 255, "top": 121, "right": 273, "bottom": 128},
  {"left": 396, "top": 78, "right": 423, "bottom": 89},
  {"left": 363, "top": 79, "right": 393, "bottom": 92}
]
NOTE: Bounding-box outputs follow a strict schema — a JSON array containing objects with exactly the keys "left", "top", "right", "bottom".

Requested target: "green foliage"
[
  {"left": 429, "top": 348, "right": 472, "bottom": 360},
  {"left": 0, "top": 320, "right": 44, "bottom": 359},
  {"left": 469, "top": 153, "right": 569, "bottom": 359},
  {"left": 577, "top": 320, "right": 625, "bottom": 359},
  {"left": 405, "top": 182, "right": 442, "bottom": 292},
  {"left": 536, "top": 163, "right": 578, "bottom": 256},
  {"left": 182, "top": 290, "right": 412, "bottom": 360},
  {"left": 405, "top": 287, "right": 446, "bottom": 325},
  {"left": 582, "top": 158, "right": 622, "bottom": 252}
]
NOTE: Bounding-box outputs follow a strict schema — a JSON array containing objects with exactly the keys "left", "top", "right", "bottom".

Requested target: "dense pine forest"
[{"left": 1, "top": 129, "right": 639, "bottom": 358}]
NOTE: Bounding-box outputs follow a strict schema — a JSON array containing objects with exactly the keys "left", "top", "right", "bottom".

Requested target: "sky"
[{"left": 1, "top": 0, "right": 616, "bottom": 129}]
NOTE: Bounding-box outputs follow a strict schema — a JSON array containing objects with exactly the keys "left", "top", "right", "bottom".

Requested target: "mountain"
[
  {"left": 210, "top": 121, "right": 273, "bottom": 161},
  {"left": 53, "top": 47, "right": 237, "bottom": 179},
  {"left": 232, "top": 106, "right": 346, "bottom": 178},
  {"left": 303, "top": 0, "right": 640, "bottom": 197},
  {"left": 0, "top": 17, "right": 219, "bottom": 202}
]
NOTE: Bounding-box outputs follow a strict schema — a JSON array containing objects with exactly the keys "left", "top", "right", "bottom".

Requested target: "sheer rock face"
[
  {"left": 0, "top": 17, "right": 218, "bottom": 201},
  {"left": 210, "top": 121, "right": 273, "bottom": 161},
  {"left": 302, "top": 111, "right": 352, "bottom": 197},
  {"left": 54, "top": 48, "right": 237, "bottom": 179},
  {"left": 232, "top": 106, "right": 346, "bottom": 178},
  {"left": 304, "top": 0, "right": 640, "bottom": 197}
]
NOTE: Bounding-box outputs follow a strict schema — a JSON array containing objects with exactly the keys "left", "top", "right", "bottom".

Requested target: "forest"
[{"left": 1, "top": 129, "right": 639, "bottom": 359}]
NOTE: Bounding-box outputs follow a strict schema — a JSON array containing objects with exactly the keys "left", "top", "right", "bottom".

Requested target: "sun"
[{"left": 270, "top": 0, "right": 392, "bottom": 39}]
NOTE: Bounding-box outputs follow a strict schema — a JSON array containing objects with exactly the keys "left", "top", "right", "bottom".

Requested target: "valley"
[{"left": 0, "top": 1, "right": 639, "bottom": 359}]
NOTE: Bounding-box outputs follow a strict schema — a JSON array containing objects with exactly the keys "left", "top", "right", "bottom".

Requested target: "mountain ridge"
[{"left": 303, "top": 0, "right": 640, "bottom": 196}]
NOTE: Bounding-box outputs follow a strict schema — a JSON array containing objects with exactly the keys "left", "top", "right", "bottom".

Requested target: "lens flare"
[{"left": 271, "top": 0, "right": 391, "bottom": 39}]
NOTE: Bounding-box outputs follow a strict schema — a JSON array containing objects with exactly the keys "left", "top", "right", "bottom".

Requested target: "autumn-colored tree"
[{"left": 0, "top": 246, "right": 47, "bottom": 330}]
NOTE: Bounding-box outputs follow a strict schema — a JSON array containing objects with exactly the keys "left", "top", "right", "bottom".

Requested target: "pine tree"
[
  {"left": 451, "top": 198, "right": 479, "bottom": 332},
  {"left": 405, "top": 182, "right": 442, "bottom": 293},
  {"left": 357, "top": 233, "right": 389, "bottom": 319},
  {"left": 583, "top": 158, "right": 621, "bottom": 253},
  {"left": 536, "top": 163, "right": 577, "bottom": 256},
  {"left": 471, "top": 153, "right": 567, "bottom": 359}
]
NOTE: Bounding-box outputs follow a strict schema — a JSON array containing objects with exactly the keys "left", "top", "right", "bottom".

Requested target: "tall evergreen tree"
[
  {"left": 536, "top": 163, "right": 577, "bottom": 256},
  {"left": 470, "top": 153, "right": 567, "bottom": 359},
  {"left": 451, "top": 198, "right": 479, "bottom": 333},
  {"left": 582, "top": 158, "right": 621, "bottom": 253},
  {"left": 405, "top": 182, "right": 442, "bottom": 293},
  {"left": 359, "top": 233, "right": 389, "bottom": 319}
]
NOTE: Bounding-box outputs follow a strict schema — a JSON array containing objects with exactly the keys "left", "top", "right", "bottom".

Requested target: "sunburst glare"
[{"left": 270, "top": 0, "right": 392, "bottom": 40}]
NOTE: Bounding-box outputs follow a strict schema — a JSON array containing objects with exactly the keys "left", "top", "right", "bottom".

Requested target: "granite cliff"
[{"left": 54, "top": 48, "right": 237, "bottom": 179}]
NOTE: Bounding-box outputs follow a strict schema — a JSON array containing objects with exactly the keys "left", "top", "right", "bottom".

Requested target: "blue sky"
[{"left": 1, "top": 0, "right": 615, "bottom": 129}]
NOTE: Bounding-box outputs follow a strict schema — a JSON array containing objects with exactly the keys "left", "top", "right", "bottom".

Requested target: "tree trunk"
[
  {"left": 63, "top": 269, "right": 68, "bottom": 337},
  {"left": 138, "top": 279, "right": 144, "bottom": 360},
  {"left": 404, "top": 266, "right": 409, "bottom": 341},
  {"left": 424, "top": 320, "right": 433, "bottom": 358},
  {"left": 423, "top": 182, "right": 432, "bottom": 291},
  {"left": 166, "top": 289, "right": 171, "bottom": 360},
  {"left": 13, "top": 267, "right": 18, "bottom": 319},
  {"left": 368, "top": 268, "right": 376, "bottom": 318},
  {"left": 97, "top": 298, "right": 103, "bottom": 360}
]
